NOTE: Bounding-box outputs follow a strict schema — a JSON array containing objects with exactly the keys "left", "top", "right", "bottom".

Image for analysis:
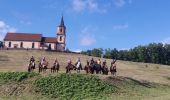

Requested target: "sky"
[{"left": 0, "top": 0, "right": 170, "bottom": 52}]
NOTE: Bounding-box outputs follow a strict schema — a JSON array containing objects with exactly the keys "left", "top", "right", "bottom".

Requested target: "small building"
[{"left": 3, "top": 16, "right": 66, "bottom": 51}]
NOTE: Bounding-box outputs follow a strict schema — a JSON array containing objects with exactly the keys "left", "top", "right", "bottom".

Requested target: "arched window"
[
  {"left": 60, "top": 36, "right": 62, "bottom": 41},
  {"left": 8, "top": 42, "right": 11, "bottom": 47},
  {"left": 60, "top": 28, "right": 62, "bottom": 32},
  {"left": 20, "top": 42, "right": 23, "bottom": 48},
  {"left": 32, "top": 42, "right": 34, "bottom": 48}
]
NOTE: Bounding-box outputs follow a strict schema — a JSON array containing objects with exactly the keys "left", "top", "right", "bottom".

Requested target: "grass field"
[{"left": 1, "top": 50, "right": 170, "bottom": 100}]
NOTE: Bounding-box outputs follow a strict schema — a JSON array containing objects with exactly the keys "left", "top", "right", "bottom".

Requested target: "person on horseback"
[
  {"left": 90, "top": 58, "right": 94, "bottom": 65},
  {"left": 97, "top": 59, "right": 101, "bottom": 65},
  {"left": 41, "top": 57, "right": 46, "bottom": 65},
  {"left": 30, "top": 56, "right": 35, "bottom": 63},
  {"left": 110, "top": 59, "right": 117, "bottom": 76},
  {"left": 75, "top": 58, "right": 82, "bottom": 73},
  {"left": 51, "top": 58, "right": 59, "bottom": 73},
  {"left": 53, "top": 58, "right": 59, "bottom": 66},
  {"left": 66, "top": 59, "right": 72, "bottom": 73},
  {"left": 29, "top": 56, "right": 35, "bottom": 69},
  {"left": 102, "top": 60, "right": 108, "bottom": 75}
]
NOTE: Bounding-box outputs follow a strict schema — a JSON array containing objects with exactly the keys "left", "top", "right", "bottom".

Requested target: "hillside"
[
  {"left": 1, "top": 50, "right": 170, "bottom": 84},
  {"left": 1, "top": 50, "right": 170, "bottom": 100}
]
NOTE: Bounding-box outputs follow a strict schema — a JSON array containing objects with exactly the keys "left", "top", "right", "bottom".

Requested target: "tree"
[
  {"left": 0, "top": 41, "right": 3, "bottom": 48},
  {"left": 91, "top": 48, "right": 103, "bottom": 57},
  {"left": 104, "top": 48, "right": 111, "bottom": 58}
]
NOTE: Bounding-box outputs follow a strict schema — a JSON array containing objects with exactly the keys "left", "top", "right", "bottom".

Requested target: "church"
[{"left": 3, "top": 16, "right": 66, "bottom": 51}]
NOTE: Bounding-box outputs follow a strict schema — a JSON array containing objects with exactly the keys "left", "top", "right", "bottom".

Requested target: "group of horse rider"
[{"left": 28, "top": 56, "right": 117, "bottom": 76}]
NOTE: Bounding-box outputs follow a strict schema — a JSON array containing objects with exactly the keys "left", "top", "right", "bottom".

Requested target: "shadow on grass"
[{"left": 104, "top": 76, "right": 158, "bottom": 88}]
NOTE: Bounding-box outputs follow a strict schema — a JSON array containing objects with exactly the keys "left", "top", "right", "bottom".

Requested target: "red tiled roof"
[
  {"left": 4, "top": 33, "right": 42, "bottom": 42},
  {"left": 42, "top": 37, "right": 57, "bottom": 43}
]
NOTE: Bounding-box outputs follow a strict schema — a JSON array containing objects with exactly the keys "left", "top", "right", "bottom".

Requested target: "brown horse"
[
  {"left": 65, "top": 63, "right": 76, "bottom": 73},
  {"left": 28, "top": 61, "right": 35, "bottom": 72},
  {"left": 110, "top": 63, "right": 117, "bottom": 76},
  {"left": 84, "top": 61, "right": 90, "bottom": 74},
  {"left": 38, "top": 61, "right": 48, "bottom": 73},
  {"left": 51, "top": 63, "right": 60, "bottom": 73},
  {"left": 102, "top": 65, "right": 109, "bottom": 75}
]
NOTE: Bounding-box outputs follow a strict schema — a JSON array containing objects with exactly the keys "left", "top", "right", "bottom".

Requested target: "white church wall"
[{"left": 4, "top": 41, "right": 40, "bottom": 49}]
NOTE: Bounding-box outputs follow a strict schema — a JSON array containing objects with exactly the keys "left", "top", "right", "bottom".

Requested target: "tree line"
[{"left": 81, "top": 43, "right": 170, "bottom": 65}]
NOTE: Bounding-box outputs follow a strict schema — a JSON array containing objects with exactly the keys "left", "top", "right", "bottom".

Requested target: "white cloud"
[
  {"left": 162, "top": 37, "right": 170, "bottom": 44},
  {"left": 113, "top": 24, "right": 129, "bottom": 30},
  {"left": 113, "top": 0, "right": 132, "bottom": 8},
  {"left": 72, "top": 0, "right": 86, "bottom": 12},
  {"left": 71, "top": 0, "right": 107, "bottom": 13},
  {"left": 79, "top": 26, "right": 97, "bottom": 46},
  {"left": 80, "top": 36, "right": 96, "bottom": 46},
  {"left": 0, "top": 21, "right": 17, "bottom": 41},
  {"left": 72, "top": 49, "right": 82, "bottom": 53}
]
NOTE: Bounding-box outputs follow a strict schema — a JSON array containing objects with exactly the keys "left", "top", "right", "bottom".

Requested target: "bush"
[
  {"left": 0, "top": 72, "right": 39, "bottom": 82},
  {"left": 34, "top": 74, "right": 117, "bottom": 100}
]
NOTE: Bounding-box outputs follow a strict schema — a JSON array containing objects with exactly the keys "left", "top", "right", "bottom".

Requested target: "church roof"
[
  {"left": 4, "top": 33, "right": 57, "bottom": 43},
  {"left": 42, "top": 37, "right": 57, "bottom": 43},
  {"left": 4, "top": 33, "right": 42, "bottom": 42}
]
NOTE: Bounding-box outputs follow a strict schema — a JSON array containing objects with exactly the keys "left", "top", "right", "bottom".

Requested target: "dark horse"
[
  {"left": 51, "top": 63, "right": 60, "bottom": 73},
  {"left": 28, "top": 61, "right": 35, "bottom": 72},
  {"left": 93, "top": 62, "right": 102, "bottom": 74},
  {"left": 38, "top": 61, "right": 48, "bottom": 73},
  {"left": 101, "top": 61, "right": 109, "bottom": 75},
  {"left": 65, "top": 63, "right": 76, "bottom": 73}
]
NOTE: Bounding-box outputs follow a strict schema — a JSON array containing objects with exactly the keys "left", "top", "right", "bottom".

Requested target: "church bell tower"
[{"left": 56, "top": 16, "right": 66, "bottom": 51}]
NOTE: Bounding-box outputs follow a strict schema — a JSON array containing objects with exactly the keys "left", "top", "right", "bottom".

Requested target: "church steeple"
[
  {"left": 56, "top": 15, "right": 66, "bottom": 51},
  {"left": 59, "top": 16, "right": 65, "bottom": 27}
]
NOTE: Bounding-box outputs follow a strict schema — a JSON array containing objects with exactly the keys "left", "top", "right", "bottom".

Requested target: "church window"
[
  {"left": 8, "top": 42, "right": 11, "bottom": 47},
  {"left": 32, "top": 42, "right": 35, "bottom": 48},
  {"left": 60, "top": 28, "right": 62, "bottom": 32},
  {"left": 20, "top": 42, "right": 23, "bottom": 48},
  {"left": 60, "top": 36, "right": 62, "bottom": 41}
]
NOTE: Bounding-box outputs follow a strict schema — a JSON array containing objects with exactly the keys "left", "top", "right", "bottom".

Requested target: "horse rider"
[
  {"left": 75, "top": 58, "right": 82, "bottom": 73},
  {"left": 110, "top": 59, "right": 117, "bottom": 76},
  {"left": 41, "top": 57, "right": 46, "bottom": 65},
  {"left": 67, "top": 59, "right": 72, "bottom": 65},
  {"left": 54, "top": 58, "right": 59, "bottom": 66},
  {"left": 29, "top": 56, "right": 35, "bottom": 67},
  {"left": 97, "top": 59, "right": 101, "bottom": 65},
  {"left": 30, "top": 56, "right": 35, "bottom": 63},
  {"left": 102, "top": 60, "right": 108, "bottom": 75},
  {"left": 103, "top": 60, "right": 106, "bottom": 66},
  {"left": 90, "top": 58, "right": 94, "bottom": 65}
]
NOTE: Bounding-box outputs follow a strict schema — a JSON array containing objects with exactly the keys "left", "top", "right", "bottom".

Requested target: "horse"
[
  {"left": 51, "top": 62, "right": 60, "bottom": 73},
  {"left": 38, "top": 61, "right": 48, "bottom": 73},
  {"left": 65, "top": 63, "right": 76, "bottom": 73},
  {"left": 101, "top": 61, "right": 109, "bottom": 75},
  {"left": 28, "top": 61, "right": 36, "bottom": 72},
  {"left": 75, "top": 61, "right": 83, "bottom": 73},
  {"left": 93, "top": 63, "right": 102, "bottom": 74},
  {"left": 101, "top": 65, "right": 109, "bottom": 75},
  {"left": 84, "top": 61, "right": 91, "bottom": 74},
  {"left": 110, "top": 64, "right": 117, "bottom": 76}
]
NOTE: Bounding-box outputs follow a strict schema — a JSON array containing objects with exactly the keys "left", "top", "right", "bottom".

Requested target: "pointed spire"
[{"left": 59, "top": 15, "right": 65, "bottom": 27}]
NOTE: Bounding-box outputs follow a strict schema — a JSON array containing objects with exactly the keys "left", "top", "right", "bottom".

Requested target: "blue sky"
[{"left": 0, "top": 0, "right": 170, "bottom": 52}]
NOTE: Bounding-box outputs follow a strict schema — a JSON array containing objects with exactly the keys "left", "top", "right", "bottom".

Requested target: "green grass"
[
  {"left": 0, "top": 72, "right": 39, "bottom": 82},
  {"left": 34, "top": 73, "right": 117, "bottom": 100},
  {"left": 0, "top": 72, "right": 170, "bottom": 100}
]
